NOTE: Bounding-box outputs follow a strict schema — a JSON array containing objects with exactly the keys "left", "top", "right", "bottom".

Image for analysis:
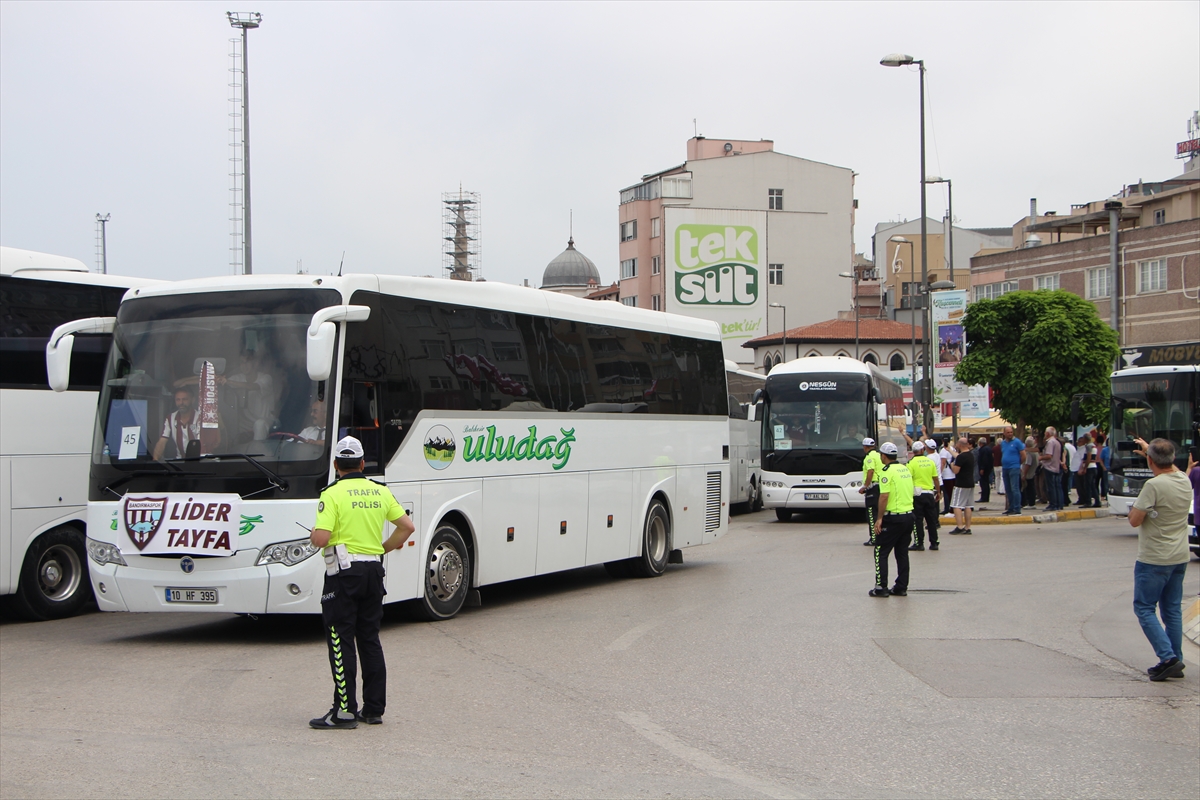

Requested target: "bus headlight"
[
  {"left": 86, "top": 538, "right": 127, "bottom": 566},
  {"left": 256, "top": 539, "right": 320, "bottom": 567},
  {"left": 763, "top": 480, "right": 787, "bottom": 489}
]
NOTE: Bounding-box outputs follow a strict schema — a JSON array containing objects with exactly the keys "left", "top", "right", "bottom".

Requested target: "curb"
[
  {"left": 937, "top": 508, "right": 1111, "bottom": 526},
  {"left": 1185, "top": 598, "right": 1200, "bottom": 647}
]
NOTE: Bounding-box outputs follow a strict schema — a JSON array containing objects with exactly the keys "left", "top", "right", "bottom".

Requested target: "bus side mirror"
[
  {"left": 45, "top": 316, "right": 116, "bottom": 392},
  {"left": 877, "top": 403, "right": 888, "bottom": 422},
  {"left": 752, "top": 388, "right": 763, "bottom": 405},
  {"left": 307, "top": 305, "right": 371, "bottom": 382}
]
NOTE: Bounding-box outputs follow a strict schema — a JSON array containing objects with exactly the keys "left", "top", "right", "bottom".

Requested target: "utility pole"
[{"left": 227, "top": 12, "right": 261, "bottom": 274}]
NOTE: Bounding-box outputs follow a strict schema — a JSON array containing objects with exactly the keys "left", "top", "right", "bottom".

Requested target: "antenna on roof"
[
  {"left": 693, "top": 118, "right": 697, "bottom": 137},
  {"left": 337, "top": 251, "right": 345, "bottom": 277},
  {"left": 570, "top": 209, "right": 573, "bottom": 239}
]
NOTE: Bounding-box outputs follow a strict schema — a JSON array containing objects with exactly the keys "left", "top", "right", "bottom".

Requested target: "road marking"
[
  {"left": 617, "top": 711, "right": 802, "bottom": 800},
  {"left": 606, "top": 621, "right": 661, "bottom": 651},
  {"left": 816, "top": 570, "right": 871, "bottom": 581}
]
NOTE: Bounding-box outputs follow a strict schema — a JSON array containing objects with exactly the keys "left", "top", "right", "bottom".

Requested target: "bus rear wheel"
[
  {"left": 629, "top": 500, "right": 671, "bottom": 578},
  {"left": 412, "top": 524, "right": 471, "bottom": 621},
  {"left": 11, "top": 527, "right": 91, "bottom": 621}
]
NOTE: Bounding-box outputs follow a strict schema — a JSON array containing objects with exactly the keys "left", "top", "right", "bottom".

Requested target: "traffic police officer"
[
  {"left": 870, "top": 441, "right": 914, "bottom": 597},
  {"left": 309, "top": 436, "right": 415, "bottom": 729},
  {"left": 858, "top": 437, "right": 883, "bottom": 546},
  {"left": 907, "top": 440, "right": 942, "bottom": 551}
]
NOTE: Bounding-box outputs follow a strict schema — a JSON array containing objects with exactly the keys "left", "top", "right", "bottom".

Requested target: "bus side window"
[{"left": 340, "top": 381, "right": 382, "bottom": 474}]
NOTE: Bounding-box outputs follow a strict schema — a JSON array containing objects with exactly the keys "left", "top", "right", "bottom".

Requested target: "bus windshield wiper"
[
  {"left": 188, "top": 453, "right": 290, "bottom": 493},
  {"left": 100, "top": 461, "right": 182, "bottom": 497}
]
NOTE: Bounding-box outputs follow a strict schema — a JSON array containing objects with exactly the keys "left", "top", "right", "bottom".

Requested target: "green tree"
[{"left": 954, "top": 290, "right": 1118, "bottom": 432}]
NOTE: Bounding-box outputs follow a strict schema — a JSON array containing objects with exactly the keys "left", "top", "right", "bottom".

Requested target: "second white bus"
[
  {"left": 758, "top": 357, "right": 907, "bottom": 521},
  {"left": 60, "top": 274, "right": 731, "bottom": 619}
]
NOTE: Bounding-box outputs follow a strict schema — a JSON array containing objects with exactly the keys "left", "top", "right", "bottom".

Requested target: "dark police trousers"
[
  {"left": 321, "top": 560, "right": 387, "bottom": 718},
  {"left": 864, "top": 486, "right": 881, "bottom": 543},
  {"left": 911, "top": 494, "right": 939, "bottom": 547},
  {"left": 874, "top": 512, "right": 912, "bottom": 591}
]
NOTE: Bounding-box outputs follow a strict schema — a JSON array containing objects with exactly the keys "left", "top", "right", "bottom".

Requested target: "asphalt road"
[{"left": 1, "top": 511, "right": 1197, "bottom": 799}]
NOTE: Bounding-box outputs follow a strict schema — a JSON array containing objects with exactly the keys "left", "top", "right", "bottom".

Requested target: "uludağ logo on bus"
[
  {"left": 674, "top": 224, "right": 759, "bottom": 306},
  {"left": 423, "top": 425, "right": 456, "bottom": 470}
]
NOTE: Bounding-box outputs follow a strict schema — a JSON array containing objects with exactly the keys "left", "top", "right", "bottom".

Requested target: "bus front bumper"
[
  {"left": 88, "top": 549, "right": 324, "bottom": 614},
  {"left": 762, "top": 483, "right": 861, "bottom": 510}
]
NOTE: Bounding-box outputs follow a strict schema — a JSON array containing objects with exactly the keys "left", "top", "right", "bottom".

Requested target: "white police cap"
[
  {"left": 862, "top": 437, "right": 876, "bottom": 447},
  {"left": 334, "top": 436, "right": 364, "bottom": 459},
  {"left": 879, "top": 442, "right": 899, "bottom": 456},
  {"left": 912, "top": 440, "right": 926, "bottom": 451}
]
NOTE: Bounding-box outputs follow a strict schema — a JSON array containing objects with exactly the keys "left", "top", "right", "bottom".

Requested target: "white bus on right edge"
[
  {"left": 759, "top": 357, "right": 907, "bottom": 522},
  {"left": 1104, "top": 361, "right": 1199, "bottom": 557}
]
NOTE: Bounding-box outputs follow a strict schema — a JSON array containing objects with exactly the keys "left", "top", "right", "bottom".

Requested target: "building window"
[
  {"left": 620, "top": 220, "right": 637, "bottom": 242},
  {"left": 768, "top": 263, "right": 784, "bottom": 286},
  {"left": 1086, "top": 267, "right": 1110, "bottom": 299},
  {"left": 1153, "top": 209, "right": 1166, "bottom": 225},
  {"left": 651, "top": 217, "right": 661, "bottom": 238},
  {"left": 764, "top": 353, "right": 773, "bottom": 371},
  {"left": 862, "top": 353, "right": 878, "bottom": 365},
  {"left": 661, "top": 174, "right": 692, "bottom": 199},
  {"left": 621, "top": 258, "right": 637, "bottom": 279},
  {"left": 889, "top": 353, "right": 905, "bottom": 371},
  {"left": 621, "top": 296, "right": 637, "bottom": 307},
  {"left": 651, "top": 256, "right": 660, "bottom": 275},
  {"left": 1137, "top": 259, "right": 1167, "bottom": 293},
  {"left": 651, "top": 294, "right": 661, "bottom": 311},
  {"left": 1035, "top": 274, "right": 1060, "bottom": 291},
  {"left": 620, "top": 180, "right": 661, "bottom": 205},
  {"left": 768, "top": 189, "right": 783, "bottom": 210},
  {"left": 975, "top": 281, "right": 1018, "bottom": 301},
  {"left": 774, "top": 353, "right": 783, "bottom": 366}
]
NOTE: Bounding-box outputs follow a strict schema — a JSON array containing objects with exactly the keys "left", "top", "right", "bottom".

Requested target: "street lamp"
[
  {"left": 890, "top": 236, "right": 918, "bottom": 427},
  {"left": 926, "top": 176, "right": 953, "bottom": 285},
  {"left": 228, "top": 11, "right": 262, "bottom": 275},
  {"left": 881, "top": 52, "right": 930, "bottom": 429},
  {"left": 768, "top": 302, "right": 787, "bottom": 365},
  {"left": 837, "top": 270, "right": 860, "bottom": 359}
]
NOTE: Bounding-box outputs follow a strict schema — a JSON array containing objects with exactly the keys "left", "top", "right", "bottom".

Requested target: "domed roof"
[{"left": 542, "top": 237, "right": 600, "bottom": 288}]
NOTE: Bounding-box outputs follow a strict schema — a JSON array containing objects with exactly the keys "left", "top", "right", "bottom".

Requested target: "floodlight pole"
[{"left": 228, "top": 12, "right": 261, "bottom": 275}]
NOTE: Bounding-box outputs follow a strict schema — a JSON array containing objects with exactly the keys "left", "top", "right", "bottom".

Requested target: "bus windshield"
[
  {"left": 1109, "top": 372, "right": 1197, "bottom": 469},
  {"left": 763, "top": 374, "right": 871, "bottom": 451},
  {"left": 91, "top": 289, "right": 341, "bottom": 482}
]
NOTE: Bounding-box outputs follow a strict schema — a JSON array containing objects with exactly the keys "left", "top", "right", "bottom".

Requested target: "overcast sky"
[{"left": 2, "top": 1, "right": 1197, "bottom": 287}]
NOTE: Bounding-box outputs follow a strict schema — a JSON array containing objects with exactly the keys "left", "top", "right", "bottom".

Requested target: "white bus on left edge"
[{"left": 0, "top": 247, "right": 159, "bottom": 619}]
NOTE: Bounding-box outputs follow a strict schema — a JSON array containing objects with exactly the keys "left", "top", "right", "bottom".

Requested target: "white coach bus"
[
  {"left": 725, "top": 362, "right": 764, "bottom": 513},
  {"left": 55, "top": 274, "right": 731, "bottom": 619},
  {"left": 1, "top": 246, "right": 158, "bottom": 619},
  {"left": 759, "top": 357, "right": 906, "bottom": 521}
]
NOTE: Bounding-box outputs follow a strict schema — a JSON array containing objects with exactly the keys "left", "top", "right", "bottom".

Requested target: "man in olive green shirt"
[
  {"left": 871, "top": 442, "right": 915, "bottom": 597},
  {"left": 1127, "top": 437, "right": 1191, "bottom": 682}
]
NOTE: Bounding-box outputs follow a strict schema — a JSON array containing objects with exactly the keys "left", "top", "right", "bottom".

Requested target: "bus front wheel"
[
  {"left": 413, "top": 524, "right": 471, "bottom": 621},
  {"left": 11, "top": 527, "right": 91, "bottom": 621},
  {"left": 775, "top": 509, "right": 793, "bottom": 522},
  {"left": 630, "top": 500, "right": 671, "bottom": 578}
]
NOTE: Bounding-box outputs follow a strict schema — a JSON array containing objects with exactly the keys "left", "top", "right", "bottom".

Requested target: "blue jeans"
[
  {"left": 1044, "top": 469, "right": 1063, "bottom": 510},
  {"left": 1002, "top": 467, "right": 1022, "bottom": 514},
  {"left": 1133, "top": 561, "right": 1187, "bottom": 662}
]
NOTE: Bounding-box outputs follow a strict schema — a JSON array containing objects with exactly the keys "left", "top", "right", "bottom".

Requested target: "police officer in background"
[
  {"left": 858, "top": 437, "right": 883, "bottom": 546},
  {"left": 871, "top": 441, "right": 915, "bottom": 597},
  {"left": 309, "top": 436, "right": 415, "bottom": 729},
  {"left": 907, "top": 440, "right": 942, "bottom": 551}
]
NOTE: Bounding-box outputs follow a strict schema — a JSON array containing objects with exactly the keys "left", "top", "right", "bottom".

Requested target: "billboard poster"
[
  {"left": 930, "top": 289, "right": 970, "bottom": 402},
  {"left": 664, "top": 207, "right": 766, "bottom": 365}
]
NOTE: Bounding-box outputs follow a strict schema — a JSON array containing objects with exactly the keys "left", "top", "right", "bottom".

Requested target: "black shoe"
[
  {"left": 1148, "top": 658, "right": 1185, "bottom": 681},
  {"left": 948, "top": 527, "right": 964, "bottom": 535},
  {"left": 869, "top": 586, "right": 890, "bottom": 597},
  {"left": 890, "top": 587, "right": 907, "bottom": 596},
  {"left": 863, "top": 540, "right": 874, "bottom": 546},
  {"left": 908, "top": 544, "right": 925, "bottom": 551},
  {"left": 929, "top": 543, "right": 939, "bottom": 550},
  {"left": 962, "top": 528, "right": 972, "bottom": 535},
  {"left": 356, "top": 712, "right": 383, "bottom": 725},
  {"left": 310, "top": 709, "right": 358, "bottom": 729}
]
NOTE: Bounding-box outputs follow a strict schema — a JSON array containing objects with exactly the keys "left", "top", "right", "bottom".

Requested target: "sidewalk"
[{"left": 938, "top": 499, "right": 1110, "bottom": 526}]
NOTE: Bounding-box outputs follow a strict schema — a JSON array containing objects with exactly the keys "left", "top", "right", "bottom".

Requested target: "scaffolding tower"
[{"left": 442, "top": 190, "right": 481, "bottom": 281}]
